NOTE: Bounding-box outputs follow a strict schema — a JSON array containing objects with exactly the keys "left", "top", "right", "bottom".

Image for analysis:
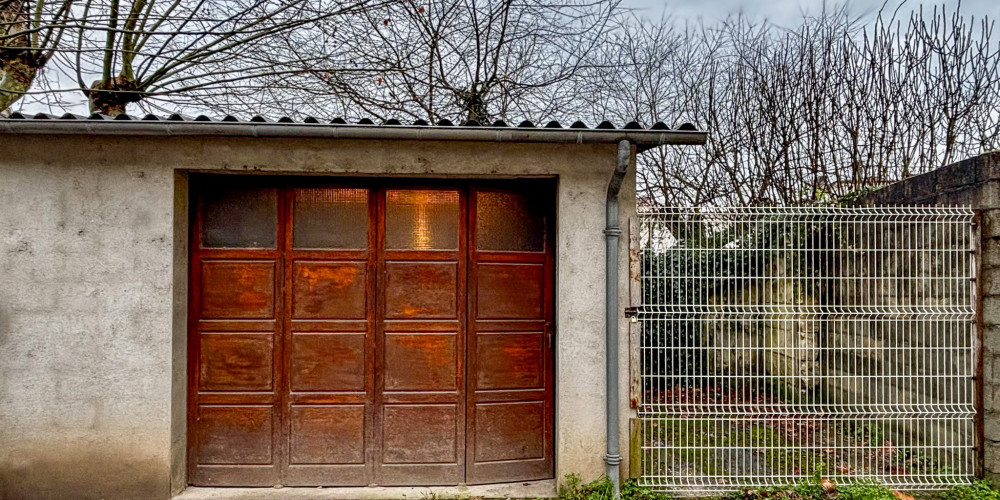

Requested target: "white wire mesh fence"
[{"left": 635, "top": 206, "right": 977, "bottom": 494}]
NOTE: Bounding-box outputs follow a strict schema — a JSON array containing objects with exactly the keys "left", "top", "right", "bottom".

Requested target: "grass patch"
[
  {"left": 728, "top": 476, "right": 1000, "bottom": 500},
  {"left": 937, "top": 480, "right": 1000, "bottom": 500},
  {"left": 727, "top": 477, "right": 895, "bottom": 499},
  {"left": 837, "top": 481, "right": 898, "bottom": 500},
  {"left": 558, "top": 473, "right": 671, "bottom": 500},
  {"left": 643, "top": 418, "right": 827, "bottom": 478},
  {"left": 648, "top": 418, "right": 718, "bottom": 476},
  {"left": 722, "top": 422, "right": 819, "bottom": 475}
]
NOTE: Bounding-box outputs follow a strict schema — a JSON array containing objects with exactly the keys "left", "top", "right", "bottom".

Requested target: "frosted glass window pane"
[
  {"left": 385, "top": 190, "right": 460, "bottom": 250},
  {"left": 476, "top": 191, "right": 545, "bottom": 251},
  {"left": 201, "top": 183, "right": 277, "bottom": 248},
  {"left": 293, "top": 188, "right": 369, "bottom": 249}
]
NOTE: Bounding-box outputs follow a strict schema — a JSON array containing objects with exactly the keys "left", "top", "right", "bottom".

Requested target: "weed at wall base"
[{"left": 558, "top": 474, "right": 673, "bottom": 500}]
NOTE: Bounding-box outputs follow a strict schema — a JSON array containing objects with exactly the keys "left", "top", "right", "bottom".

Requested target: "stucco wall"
[{"left": 0, "top": 134, "right": 636, "bottom": 499}]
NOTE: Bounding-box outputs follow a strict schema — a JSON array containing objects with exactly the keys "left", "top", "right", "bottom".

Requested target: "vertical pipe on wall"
[{"left": 605, "top": 140, "right": 631, "bottom": 498}]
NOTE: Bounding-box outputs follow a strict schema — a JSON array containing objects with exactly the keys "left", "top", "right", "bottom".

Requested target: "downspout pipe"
[{"left": 605, "top": 139, "right": 631, "bottom": 498}]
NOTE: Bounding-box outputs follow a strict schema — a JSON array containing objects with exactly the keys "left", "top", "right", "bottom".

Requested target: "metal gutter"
[
  {"left": 0, "top": 120, "right": 707, "bottom": 150},
  {"left": 604, "top": 139, "right": 631, "bottom": 498}
]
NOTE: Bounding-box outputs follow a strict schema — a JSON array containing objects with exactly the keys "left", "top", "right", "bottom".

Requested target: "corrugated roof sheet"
[
  {"left": 0, "top": 113, "right": 707, "bottom": 151},
  {"left": 2, "top": 111, "right": 698, "bottom": 131}
]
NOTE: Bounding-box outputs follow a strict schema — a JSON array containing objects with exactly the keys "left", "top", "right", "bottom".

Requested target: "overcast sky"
[
  {"left": 16, "top": 0, "right": 999, "bottom": 116},
  {"left": 619, "top": 0, "right": 1000, "bottom": 27}
]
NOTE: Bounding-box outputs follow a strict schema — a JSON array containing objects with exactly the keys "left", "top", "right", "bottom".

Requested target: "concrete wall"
[
  {"left": 0, "top": 134, "right": 637, "bottom": 499},
  {"left": 822, "top": 216, "right": 974, "bottom": 474},
  {"left": 704, "top": 256, "right": 823, "bottom": 396},
  {"left": 858, "top": 152, "right": 1000, "bottom": 480}
]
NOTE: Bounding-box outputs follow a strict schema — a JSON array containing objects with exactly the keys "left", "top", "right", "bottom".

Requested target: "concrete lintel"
[{"left": 173, "top": 480, "right": 557, "bottom": 500}]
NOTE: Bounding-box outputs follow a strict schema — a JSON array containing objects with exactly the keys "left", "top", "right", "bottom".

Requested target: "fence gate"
[{"left": 635, "top": 206, "right": 977, "bottom": 494}]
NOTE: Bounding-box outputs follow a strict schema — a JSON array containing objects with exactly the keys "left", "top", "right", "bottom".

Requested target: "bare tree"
[
  {"left": 223, "top": 0, "right": 621, "bottom": 123},
  {"left": 4, "top": 0, "right": 377, "bottom": 116},
  {"left": 0, "top": 0, "right": 75, "bottom": 112},
  {"left": 593, "top": 4, "right": 1000, "bottom": 207},
  {"left": 81, "top": 0, "right": 387, "bottom": 115}
]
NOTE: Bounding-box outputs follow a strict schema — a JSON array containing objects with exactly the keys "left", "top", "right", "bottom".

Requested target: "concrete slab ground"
[{"left": 173, "top": 480, "right": 558, "bottom": 500}]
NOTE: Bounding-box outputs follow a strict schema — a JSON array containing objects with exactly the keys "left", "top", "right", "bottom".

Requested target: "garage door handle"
[{"left": 545, "top": 322, "right": 553, "bottom": 350}]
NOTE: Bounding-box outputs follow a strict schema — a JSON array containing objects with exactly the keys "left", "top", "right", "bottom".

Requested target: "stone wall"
[{"left": 857, "top": 151, "right": 1000, "bottom": 480}]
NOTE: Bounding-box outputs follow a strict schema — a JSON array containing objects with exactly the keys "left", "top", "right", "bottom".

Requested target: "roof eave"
[{"left": 0, "top": 120, "right": 708, "bottom": 150}]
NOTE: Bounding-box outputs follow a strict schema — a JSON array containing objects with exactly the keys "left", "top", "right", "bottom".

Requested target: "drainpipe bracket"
[
  {"left": 604, "top": 227, "right": 622, "bottom": 237},
  {"left": 604, "top": 453, "right": 623, "bottom": 466}
]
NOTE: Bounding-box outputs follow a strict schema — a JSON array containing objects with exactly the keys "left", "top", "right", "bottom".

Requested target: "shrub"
[{"left": 938, "top": 480, "right": 1000, "bottom": 500}]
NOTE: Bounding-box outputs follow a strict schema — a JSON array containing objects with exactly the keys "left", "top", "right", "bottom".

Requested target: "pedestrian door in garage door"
[{"left": 187, "top": 177, "right": 555, "bottom": 487}]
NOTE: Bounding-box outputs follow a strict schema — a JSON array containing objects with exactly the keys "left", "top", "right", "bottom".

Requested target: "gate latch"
[{"left": 624, "top": 307, "right": 639, "bottom": 323}]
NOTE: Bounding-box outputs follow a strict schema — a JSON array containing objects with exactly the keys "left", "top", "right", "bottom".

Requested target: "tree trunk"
[
  {"left": 88, "top": 95, "right": 129, "bottom": 117},
  {"left": 464, "top": 93, "right": 490, "bottom": 124},
  {"left": 1, "top": 0, "right": 35, "bottom": 114},
  {"left": 0, "top": 58, "right": 35, "bottom": 114},
  {"left": 456, "top": 88, "right": 490, "bottom": 124},
  {"left": 87, "top": 76, "right": 143, "bottom": 116}
]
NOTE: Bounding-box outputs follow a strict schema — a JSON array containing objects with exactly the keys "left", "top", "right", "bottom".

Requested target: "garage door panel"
[
  {"left": 384, "top": 333, "right": 458, "bottom": 391},
  {"left": 190, "top": 465, "right": 280, "bottom": 487},
  {"left": 381, "top": 392, "right": 462, "bottom": 404},
  {"left": 378, "top": 464, "right": 463, "bottom": 486},
  {"left": 385, "top": 189, "right": 460, "bottom": 250},
  {"left": 200, "top": 260, "right": 276, "bottom": 319},
  {"left": 199, "top": 333, "right": 274, "bottom": 391},
  {"left": 290, "top": 333, "right": 366, "bottom": 392},
  {"left": 378, "top": 189, "right": 465, "bottom": 484},
  {"left": 475, "top": 333, "right": 544, "bottom": 390},
  {"left": 292, "top": 187, "right": 369, "bottom": 250},
  {"left": 466, "top": 185, "right": 554, "bottom": 485},
  {"left": 385, "top": 262, "right": 459, "bottom": 319},
  {"left": 382, "top": 320, "right": 461, "bottom": 333},
  {"left": 198, "top": 393, "right": 277, "bottom": 405},
  {"left": 284, "top": 466, "right": 367, "bottom": 486},
  {"left": 472, "top": 319, "right": 545, "bottom": 333},
  {"left": 197, "top": 405, "right": 274, "bottom": 465},
  {"left": 476, "top": 263, "right": 544, "bottom": 319},
  {"left": 292, "top": 261, "right": 367, "bottom": 319},
  {"left": 197, "top": 319, "right": 277, "bottom": 332},
  {"left": 289, "top": 405, "right": 366, "bottom": 465},
  {"left": 200, "top": 183, "right": 278, "bottom": 249},
  {"left": 382, "top": 405, "right": 458, "bottom": 464},
  {"left": 192, "top": 180, "right": 553, "bottom": 487},
  {"left": 473, "top": 402, "right": 545, "bottom": 462},
  {"left": 474, "top": 190, "right": 546, "bottom": 252}
]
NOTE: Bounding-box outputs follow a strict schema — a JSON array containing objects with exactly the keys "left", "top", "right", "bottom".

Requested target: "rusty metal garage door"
[{"left": 187, "top": 177, "right": 555, "bottom": 487}]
